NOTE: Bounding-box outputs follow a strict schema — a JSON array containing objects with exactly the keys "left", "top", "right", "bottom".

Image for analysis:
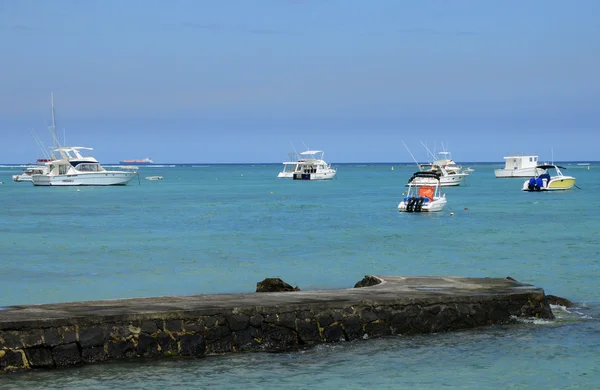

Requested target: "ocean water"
[{"left": 0, "top": 163, "right": 598, "bottom": 389}]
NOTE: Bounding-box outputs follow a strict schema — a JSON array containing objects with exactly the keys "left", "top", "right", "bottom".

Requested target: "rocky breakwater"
[{"left": 0, "top": 276, "right": 554, "bottom": 372}]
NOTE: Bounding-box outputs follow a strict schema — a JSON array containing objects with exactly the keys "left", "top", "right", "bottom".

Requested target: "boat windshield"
[{"left": 76, "top": 163, "right": 102, "bottom": 172}]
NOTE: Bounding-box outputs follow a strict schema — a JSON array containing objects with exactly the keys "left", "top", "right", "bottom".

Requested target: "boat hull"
[
  {"left": 398, "top": 197, "right": 447, "bottom": 212},
  {"left": 32, "top": 172, "right": 136, "bottom": 186},
  {"left": 495, "top": 167, "right": 542, "bottom": 178},
  {"left": 292, "top": 171, "right": 336, "bottom": 180},
  {"left": 522, "top": 177, "right": 576, "bottom": 191}
]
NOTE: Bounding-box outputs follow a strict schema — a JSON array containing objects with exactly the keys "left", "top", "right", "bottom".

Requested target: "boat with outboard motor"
[
  {"left": 522, "top": 164, "right": 576, "bottom": 191},
  {"left": 31, "top": 147, "right": 138, "bottom": 186},
  {"left": 398, "top": 172, "right": 447, "bottom": 212}
]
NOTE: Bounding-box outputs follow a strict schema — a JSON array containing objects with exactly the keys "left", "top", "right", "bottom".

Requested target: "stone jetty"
[{"left": 0, "top": 276, "right": 554, "bottom": 372}]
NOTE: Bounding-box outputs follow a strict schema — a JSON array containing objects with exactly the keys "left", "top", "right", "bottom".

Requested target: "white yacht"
[
  {"left": 495, "top": 154, "right": 546, "bottom": 178},
  {"left": 31, "top": 147, "right": 137, "bottom": 186},
  {"left": 278, "top": 150, "right": 336, "bottom": 180},
  {"left": 414, "top": 163, "right": 468, "bottom": 187}
]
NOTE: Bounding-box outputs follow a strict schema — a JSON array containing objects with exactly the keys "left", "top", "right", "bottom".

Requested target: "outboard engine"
[
  {"left": 406, "top": 197, "right": 416, "bottom": 212},
  {"left": 414, "top": 197, "right": 425, "bottom": 212},
  {"left": 535, "top": 177, "right": 544, "bottom": 190}
]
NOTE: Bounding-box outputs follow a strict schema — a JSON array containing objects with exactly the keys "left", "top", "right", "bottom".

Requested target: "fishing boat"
[
  {"left": 398, "top": 172, "right": 447, "bottom": 212},
  {"left": 414, "top": 163, "right": 468, "bottom": 187},
  {"left": 278, "top": 150, "right": 336, "bottom": 180},
  {"left": 522, "top": 165, "right": 576, "bottom": 191},
  {"left": 31, "top": 147, "right": 138, "bottom": 186},
  {"left": 495, "top": 154, "right": 545, "bottom": 178}
]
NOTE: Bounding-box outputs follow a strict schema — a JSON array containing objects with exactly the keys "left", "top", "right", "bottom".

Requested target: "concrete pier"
[{"left": 0, "top": 276, "right": 554, "bottom": 372}]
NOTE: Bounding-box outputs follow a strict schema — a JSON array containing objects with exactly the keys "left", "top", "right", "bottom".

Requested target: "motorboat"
[
  {"left": 277, "top": 152, "right": 301, "bottom": 178},
  {"left": 31, "top": 147, "right": 138, "bottom": 186},
  {"left": 414, "top": 163, "right": 468, "bottom": 187},
  {"left": 522, "top": 165, "right": 576, "bottom": 191},
  {"left": 278, "top": 150, "right": 336, "bottom": 180},
  {"left": 145, "top": 176, "right": 163, "bottom": 181},
  {"left": 13, "top": 164, "right": 49, "bottom": 182},
  {"left": 495, "top": 154, "right": 546, "bottom": 178},
  {"left": 292, "top": 150, "right": 336, "bottom": 180},
  {"left": 431, "top": 150, "right": 474, "bottom": 175},
  {"left": 398, "top": 172, "right": 447, "bottom": 212}
]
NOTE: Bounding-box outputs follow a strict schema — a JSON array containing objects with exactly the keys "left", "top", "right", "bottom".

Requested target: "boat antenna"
[
  {"left": 49, "top": 92, "right": 61, "bottom": 152},
  {"left": 31, "top": 129, "right": 52, "bottom": 161},
  {"left": 420, "top": 140, "right": 437, "bottom": 162},
  {"left": 402, "top": 140, "right": 421, "bottom": 169}
]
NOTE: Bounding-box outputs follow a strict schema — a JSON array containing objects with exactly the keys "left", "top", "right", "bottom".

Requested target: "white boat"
[
  {"left": 398, "top": 172, "right": 447, "bottom": 212},
  {"left": 145, "top": 176, "right": 163, "bottom": 181},
  {"left": 522, "top": 165, "right": 576, "bottom": 191},
  {"left": 31, "top": 147, "right": 137, "bottom": 186},
  {"left": 495, "top": 154, "right": 546, "bottom": 178},
  {"left": 278, "top": 150, "right": 336, "bottom": 180},
  {"left": 13, "top": 163, "right": 50, "bottom": 182},
  {"left": 413, "top": 163, "right": 468, "bottom": 187}
]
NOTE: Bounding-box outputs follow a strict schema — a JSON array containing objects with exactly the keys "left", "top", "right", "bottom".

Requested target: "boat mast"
[{"left": 49, "top": 92, "right": 60, "bottom": 150}]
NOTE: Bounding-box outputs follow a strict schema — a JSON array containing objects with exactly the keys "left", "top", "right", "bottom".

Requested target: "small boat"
[
  {"left": 522, "top": 165, "right": 576, "bottom": 191},
  {"left": 495, "top": 154, "right": 546, "bottom": 178},
  {"left": 13, "top": 165, "right": 49, "bottom": 182},
  {"left": 398, "top": 172, "right": 447, "bottom": 212},
  {"left": 277, "top": 150, "right": 336, "bottom": 180},
  {"left": 145, "top": 176, "right": 163, "bottom": 181}
]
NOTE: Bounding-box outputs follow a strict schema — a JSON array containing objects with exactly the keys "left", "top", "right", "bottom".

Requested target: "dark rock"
[
  {"left": 141, "top": 320, "right": 159, "bottom": 334},
  {"left": 136, "top": 333, "right": 160, "bottom": 357},
  {"left": 179, "top": 334, "right": 206, "bottom": 357},
  {"left": 365, "top": 320, "right": 391, "bottom": 338},
  {"left": 60, "top": 326, "right": 77, "bottom": 344},
  {"left": 25, "top": 347, "right": 54, "bottom": 368},
  {"left": 226, "top": 314, "right": 250, "bottom": 332},
  {"left": 546, "top": 295, "right": 574, "bottom": 308},
  {"left": 22, "top": 329, "right": 44, "bottom": 348},
  {"left": 340, "top": 316, "right": 364, "bottom": 340},
  {"left": 165, "top": 319, "right": 183, "bottom": 333},
  {"left": 256, "top": 278, "right": 300, "bottom": 292},
  {"left": 157, "top": 332, "right": 178, "bottom": 355},
  {"left": 354, "top": 275, "right": 381, "bottom": 288},
  {"left": 296, "top": 320, "right": 321, "bottom": 344},
  {"left": 79, "top": 326, "right": 106, "bottom": 348},
  {"left": 43, "top": 328, "right": 62, "bottom": 347},
  {"left": 81, "top": 346, "right": 107, "bottom": 364},
  {"left": 0, "top": 331, "right": 22, "bottom": 349},
  {"left": 233, "top": 328, "right": 261, "bottom": 351},
  {"left": 107, "top": 340, "right": 136, "bottom": 360},
  {"left": 0, "top": 349, "right": 25, "bottom": 370},
  {"left": 183, "top": 320, "right": 203, "bottom": 333},
  {"left": 323, "top": 323, "right": 345, "bottom": 342},
  {"left": 506, "top": 276, "right": 517, "bottom": 282},
  {"left": 261, "top": 325, "right": 298, "bottom": 351},
  {"left": 206, "top": 335, "right": 234, "bottom": 354},
  {"left": 53, "top": 343, "right": 81, "bottom": 367}
]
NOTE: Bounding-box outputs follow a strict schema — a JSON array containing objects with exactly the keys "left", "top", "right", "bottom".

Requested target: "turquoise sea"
[{"left": 0, "top": 163, "right": 599, "bottom": 389}]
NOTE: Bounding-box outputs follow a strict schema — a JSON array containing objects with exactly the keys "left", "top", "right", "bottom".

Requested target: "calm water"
[{"left": 0, "top": 163, "right": 599, "bottom": 389}]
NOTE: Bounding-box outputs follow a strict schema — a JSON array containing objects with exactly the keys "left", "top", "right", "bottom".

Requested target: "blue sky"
[{"left": 1, "top": 0, "right": 599, "bottom": 163}]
